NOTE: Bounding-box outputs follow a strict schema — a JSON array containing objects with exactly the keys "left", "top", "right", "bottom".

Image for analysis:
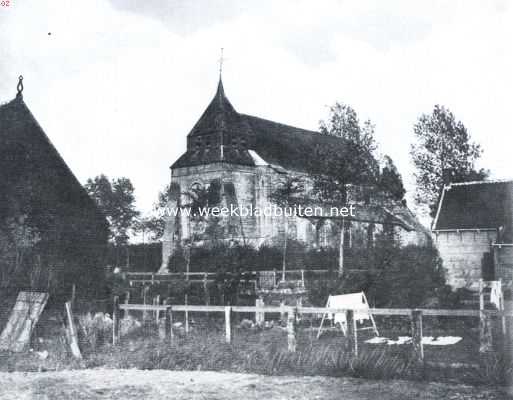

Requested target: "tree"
[
  {"left": 313, "top": 103, "right": 381, "bottom": 273},
  {"left": 378, "top": 155, "right": 405, "bottom": 201},
  {"left": 136, "top": 184, "right": 173, "bottom": 242},
  {"left": 269, "top": 175, "right": 305, "bottom": 280},
  {"left": 84, "top": 175, "right": 140, "bottom": 245},
  {"left": 411, "top": 105, "right": 488, "bottom": 217}
]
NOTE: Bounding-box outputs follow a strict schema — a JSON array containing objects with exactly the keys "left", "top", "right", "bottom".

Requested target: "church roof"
[
  {"left": 187, "top": 79, "right": 254, "bottom": 140},
  {"left": 171, "top": 80, "right": 346, "bottom": 171},
  {"left": 243, "top": 114, "right": 346, "bottom": 173}
]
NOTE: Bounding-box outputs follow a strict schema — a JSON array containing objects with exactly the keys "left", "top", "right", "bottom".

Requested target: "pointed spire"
[
  {"left": 16, "top": 75, "right": 24, "bottom": 99},
  {"left": 215, "top": 76, "right": 225, "bottom": 104}
]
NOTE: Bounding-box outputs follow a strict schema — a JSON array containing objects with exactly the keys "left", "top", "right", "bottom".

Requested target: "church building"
[{"left": 161, "top": 78, "right": 426, "bottom": 271}]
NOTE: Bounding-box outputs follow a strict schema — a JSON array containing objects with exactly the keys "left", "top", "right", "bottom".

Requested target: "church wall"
[
  {"left": 161, "top": 163, "right": 324, "bottom": 270},
  {"left": 161, "top": 162, "right": 426, "bottom": 272}
]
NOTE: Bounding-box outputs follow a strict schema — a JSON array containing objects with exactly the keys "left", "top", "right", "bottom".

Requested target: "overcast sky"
[{"left": 1, "top": 0, "right": 512, "bottom": 219}]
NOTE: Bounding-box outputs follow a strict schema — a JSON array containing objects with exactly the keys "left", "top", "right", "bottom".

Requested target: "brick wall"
[
  {"left": 434, "top": 230, "right": 497, "bottom": 288},
  {"left": 496, "top": 246, "right": 513, "bottom": 283}
]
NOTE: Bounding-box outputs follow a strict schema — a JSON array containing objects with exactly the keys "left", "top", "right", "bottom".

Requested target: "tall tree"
[
  {"left": 410, "top": 105, "right": 488, "bottom": 217},
  {"left": 313, "top": 103, "right": 381, "bottom": 274},
  {"left": 84, "top": 175, "right": 140, "bottom": 245},
  {"left": 315, "top": 103, "right": 379, "bottom": 202}
]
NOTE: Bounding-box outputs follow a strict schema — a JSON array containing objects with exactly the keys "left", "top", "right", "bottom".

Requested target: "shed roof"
[{"left": 433, "top": 180, "right": 513, "bottom": 234}]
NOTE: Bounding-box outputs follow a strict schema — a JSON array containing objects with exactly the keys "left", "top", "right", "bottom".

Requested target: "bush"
[
  {"left": 367, "top": 244, "right": 446, "bottom": 308},
  {"left": 308, "top": 244, "right": 449, "bottom": 309}
]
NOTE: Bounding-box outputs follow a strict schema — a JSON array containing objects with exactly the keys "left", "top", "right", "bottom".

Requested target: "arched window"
[
  {"left": 319, "top": 220, "right": 331, "bottom": 247},
  {"left": 207, "top": 179, "right": 222, "bottom": 205}
]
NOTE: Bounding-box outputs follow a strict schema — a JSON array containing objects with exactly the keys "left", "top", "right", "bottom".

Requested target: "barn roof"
[
  {"left": 171, "top": 79, "right": 346, "bottom": 171},
  {"left": 433, "top": 180, "right": 513, "bottom": 234},
  {"left": 0, "top": 84, "right": 108, "bottom": 238}
]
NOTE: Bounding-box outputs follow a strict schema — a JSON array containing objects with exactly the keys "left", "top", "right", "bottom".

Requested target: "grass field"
[{"left": 0, "top": 306, "right": 510, "bottom": 393}]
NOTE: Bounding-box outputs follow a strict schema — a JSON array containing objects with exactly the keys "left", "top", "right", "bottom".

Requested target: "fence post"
[
  {"left": 287, "top": 307, "right": 297, "bottom": 352},
  {"left": 255, "top": 297, "right": 264, "bottom": 326},
  {"left": 225, "top": 306, "right": 232, "bottom": 343},
  {"left": 142, "top": 286, "right": 149, "bottom": 321},
  {"left": 345, "top": 309, "right": 357, "bottom": 357},
  {"left": 166, "top": 306, "right": 174, "bottom": 342},
  {"left": 204, "top": 273, "right": 210, "bottom": 306},
  {"left": 479, "top": 310, "right": 493, "bottom": 353},
  {"left": 154, "top": 295, "right": 160, "bottom": 322},
  {"left": 500, "top": 279, "right": 506, "bottom": 337},
  {"left": 411, "top": 310, "right": 424, "bottom": 363},
  {"left": 479, "top": 279, "right": 484, "bottom": 310},
  {"left": 280, "top": 301, "right": 286, "bottom": 322},
  {"left": 157, "top": 299, "right": 168, "bottom": 340},
  {"left": 112, "top": 296, "right": 120, "bottom": 346},
  {"left": 504, "top": 314, "right": 513, "bottom": 391},
  {"left": 185, "top": 295, "right": 190, "bottom": 334},
  {"left": 124, "top": 291, "right": 130, "bottom": 319}
]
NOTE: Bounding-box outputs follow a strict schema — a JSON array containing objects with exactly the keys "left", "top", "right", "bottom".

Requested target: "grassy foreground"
[
  {"left": 0, "top": 369, "right": 510, "bottom": 400},
  {"left": 1, "top": 317, "right": 510, "bottom": 388}
]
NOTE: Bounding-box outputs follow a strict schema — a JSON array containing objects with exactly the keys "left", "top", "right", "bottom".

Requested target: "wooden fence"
[
  {"left": 112, "top": 299, "right": 513, "bottom": 364},
  {"left": 124, "top": 269, "right": 330, "bottom": 288}
]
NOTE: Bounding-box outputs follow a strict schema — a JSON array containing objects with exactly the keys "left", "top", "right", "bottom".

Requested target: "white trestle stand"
[{"left": 317, "top": 291, "right": 379, "bottom": 339}]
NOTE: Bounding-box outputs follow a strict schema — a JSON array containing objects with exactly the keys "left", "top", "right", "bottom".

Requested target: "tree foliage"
[
  {"left": 136, "top": 184, "right": 174, "bottom": 242},
  {"left": 269, "top": 175, "right": 305, "bottom": 207},
  {"left": 314, "top": 103, "right": 379, "bottom": 203},
  {"left": 377, "top": 155, "right": 406, "bottom": 201},
  {"left": 308, "top": 244, "right": 448, "bottom": 308},
  {"left": 410, "top": 105, "right": 488, "bottom": 217},
  {"left": 85, "top": 174, "right": 140, "bottom": 245}
]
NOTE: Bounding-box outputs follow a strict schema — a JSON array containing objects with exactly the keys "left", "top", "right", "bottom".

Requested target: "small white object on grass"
[
  {"left": 423, "top": 336, "right": 462, "bottom": 346},
  {"left": 364, "top": 336, "right": 463, "bottom": 346},
  {"left": 365, "top": 337, "right": 389, "bottom": 344}
]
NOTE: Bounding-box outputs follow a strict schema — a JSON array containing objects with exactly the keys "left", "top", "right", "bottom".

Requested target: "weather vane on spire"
[
  {"left": 16, "top": 75, "right": 24, "bottom": 97},
  {"left": 218, "top": 48, "right": 224, "bottom": 78}
]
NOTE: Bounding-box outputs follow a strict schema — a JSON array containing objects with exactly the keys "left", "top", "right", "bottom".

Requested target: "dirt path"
[{"left": 0, "top": 369, "right": 509, "bottom": 400}]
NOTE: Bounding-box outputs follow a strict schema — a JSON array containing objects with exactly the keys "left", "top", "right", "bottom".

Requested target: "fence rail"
[
  {"left": 119, "top": 303, "right": 511, "bottom": 317},
  {"left": 114, "top": 301, "right": 513, "bottom": 365},
  {"left": 125, "top": 269, "right": 330, "bottom": 277},
  {"left": 124, "top": 269, "right": 331, "bottom": 287}
]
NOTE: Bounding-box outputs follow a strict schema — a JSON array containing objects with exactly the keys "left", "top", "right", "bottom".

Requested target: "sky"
[{"left": 1, "top": 0, "right": 512, "bottom": 221}]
